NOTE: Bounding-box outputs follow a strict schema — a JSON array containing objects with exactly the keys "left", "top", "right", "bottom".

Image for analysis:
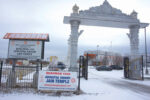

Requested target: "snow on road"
[
  {"left": 0, "top": 66, "right": 150, "bottom": 100},
  {"left": 81, "top": 67, "right": 150, "bottom": 100}
]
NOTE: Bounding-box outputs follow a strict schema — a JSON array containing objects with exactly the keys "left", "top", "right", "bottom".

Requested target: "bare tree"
[
  {"left": 102, "top": 52, "right": 109, "bottom": 65},
  {"left": 112, "top": 53, "right": 123, "bottom": 66}
]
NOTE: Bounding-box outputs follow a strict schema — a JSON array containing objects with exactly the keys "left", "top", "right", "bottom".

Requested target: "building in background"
[{"left": 84, "top": 50, "right": 123, "bottom": 66}]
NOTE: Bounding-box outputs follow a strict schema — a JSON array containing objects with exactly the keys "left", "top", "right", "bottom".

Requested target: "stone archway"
[{"left": 63, "top": 0, "right": 149, "bottom": 79}]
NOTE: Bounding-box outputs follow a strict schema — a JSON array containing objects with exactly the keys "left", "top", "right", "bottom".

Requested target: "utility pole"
[{"left": 110, "top": 41, "right": 112, "bottom": 52}]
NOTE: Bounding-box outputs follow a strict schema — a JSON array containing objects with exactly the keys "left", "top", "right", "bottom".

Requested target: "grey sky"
[{"left": 0, "top": 0, "right": 150, "bottom": 61}]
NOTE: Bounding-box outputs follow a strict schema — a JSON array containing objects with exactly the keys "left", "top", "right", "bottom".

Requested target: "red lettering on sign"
[
  {"left": 63, "top": 73, "right": 70, "bottom": 75},
  {"left": 46, "top": 72, "right": 62, "bottom": 75}
]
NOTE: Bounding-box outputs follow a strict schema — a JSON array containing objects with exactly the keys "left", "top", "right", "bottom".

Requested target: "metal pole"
[
  {"left": 12, "top": 59, "right": 16, "bottom": 71},
  {"left": 78, "top": 61, "right": 81, "bottom": 91},
  {"left": 97, "top": 45, "right": 99, "bottom": 66},
  {"left": 141, "top": 55, "right": 144, "bottom": 80},
  {"left": 86, "top": 53, "right": 88, "bottom": 80},
  {"left": 78, "top": 56, "right": 83, "bottom": 92},
  {"left": 144, "top": 27, "right": 149, "bottom": 74},
  {"left": 110, "top": 41, "right": 112, "bottom": 65},
  {"left": 0, "top": 61, "right": 3, "bottom": 86},
  {"left": 40, "top": 62, "right": 42, "bottom": 70}
]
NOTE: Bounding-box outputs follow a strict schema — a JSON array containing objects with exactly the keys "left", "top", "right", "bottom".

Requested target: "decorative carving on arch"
[{"left": 79, "top": 0, "right": 132, "bottom": 18}]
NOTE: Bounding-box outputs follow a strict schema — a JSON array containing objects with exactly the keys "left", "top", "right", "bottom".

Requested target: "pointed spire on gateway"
[
  {"left": 72, "top": 4, "right": 79, "bottom": 14},
  {"left": 130, "top": 10, "right": 138, "bottom": 19},
  {"left": 103, "top": 0, "right": 110, "bottom": 6},
  {"left": 101, "top": 0, "right": 113, "bottom": 12},
  {"left": 104, "top": 0, "right": 108, "bottom": 4}
]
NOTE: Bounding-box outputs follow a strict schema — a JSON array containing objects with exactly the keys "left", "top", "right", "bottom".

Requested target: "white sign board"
[
  {"left": 8, "top": 40, "right": 42, "bottom": 60},
  {"left": 38, "top": 71, "right": 78, "bottom": 91}
]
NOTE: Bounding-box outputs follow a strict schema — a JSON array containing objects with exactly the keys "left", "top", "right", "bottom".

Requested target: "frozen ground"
[{"left": 0, "top": 66, "right": 150, "bottom": 100}]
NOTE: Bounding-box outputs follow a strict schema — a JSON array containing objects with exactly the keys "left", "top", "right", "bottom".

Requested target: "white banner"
[
  {"left": 8, "top": 40, "right": 42, "bottom": 60},
  {"left": 38, "top": 71, "right": 78, "bottom": 91}
]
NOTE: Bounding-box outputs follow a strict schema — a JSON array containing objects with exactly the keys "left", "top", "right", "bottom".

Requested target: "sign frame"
[
  {"left": 8, "top": 39, "right": 44, "bottom": 60},
  {"left": 38, "top": 71, "right": 78, "bottom": 91}
]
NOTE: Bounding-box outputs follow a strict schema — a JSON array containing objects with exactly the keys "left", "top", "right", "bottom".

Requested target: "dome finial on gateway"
[
  {"left": 130, "top": 10, "right": 138, "bottom": 19},
  {"left": 102, "top": 0, "right": 111, "bottom": 7},
  {"left": 72, "top": 4, "right": 79, "bottom": 14},
  {"left": 104, "top": 0, "right": 109, "bottom": 4}
]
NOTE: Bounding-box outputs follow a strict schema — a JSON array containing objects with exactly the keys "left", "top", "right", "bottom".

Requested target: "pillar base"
[
  {"left": 6, "top": 70, "right": 16, "bottom": 88},
  {"left": 129, "top": 69, "right": 142, "bottom": 80},
  {"left": 32, "top": 72, "right": 39, "bottom": 88}
]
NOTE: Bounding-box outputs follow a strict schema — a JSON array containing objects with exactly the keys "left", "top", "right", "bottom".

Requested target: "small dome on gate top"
[
  {"left": 72, "top": 4, "right": 79, "bottom": 13},
  {"left": 103, "top": 0, "right": 109, "bottom": 5},
  {"left": 130, "top": 10, "right": 138, "bottom": 19}
]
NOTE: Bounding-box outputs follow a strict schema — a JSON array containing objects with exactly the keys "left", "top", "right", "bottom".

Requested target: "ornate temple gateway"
[{"left": 63, "top": 0, "right": 149, "bottom": 79}]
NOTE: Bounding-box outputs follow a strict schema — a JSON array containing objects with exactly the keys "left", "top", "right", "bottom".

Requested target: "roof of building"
[{"left": 3, "top": 33, "right": 49, "bottom": 42}]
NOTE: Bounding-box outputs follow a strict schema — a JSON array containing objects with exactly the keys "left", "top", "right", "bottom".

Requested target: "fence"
[
  {"left": 126, "top": 55, "right": 150, "bottom": 80},
  {"left": 123, "top": 55, "right": 144, "bottom": 80},
  {"left": 0, "top": 60, "right": 72, "bottom": 90},
  {"left": 146, "top": 55, "right": 150, "bottom": 67},
  {"left": 143, "top": 55, "right": 150, "bottom": 79},
  {"left": 0, "top": 61, "right": 38, "bottom": 89}
]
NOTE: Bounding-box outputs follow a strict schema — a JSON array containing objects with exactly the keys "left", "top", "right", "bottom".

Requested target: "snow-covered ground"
[
  {"left": 88, "top": 66, "right": 150, "bottom": 87},
  {"left": 0, "top": 66, "right": 150, "bottom": 100}
]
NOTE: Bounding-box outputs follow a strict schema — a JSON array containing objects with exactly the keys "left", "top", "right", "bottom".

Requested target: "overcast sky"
[{"left": 0, "top": 0, "right": 150, "bottom": 62}]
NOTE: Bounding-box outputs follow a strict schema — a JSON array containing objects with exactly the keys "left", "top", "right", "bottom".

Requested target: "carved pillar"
[
  {"left": 129, "top": 25, "right": 139, "bottom": 56},
  {"left": 69, "top": 20, "right": 80, "bottom": 71},
  {"left": 67, "top": 36, "right": 71, "bottom": 66},
  {"left": 127, "top": 25, "right": 141, "bottom": 79}
]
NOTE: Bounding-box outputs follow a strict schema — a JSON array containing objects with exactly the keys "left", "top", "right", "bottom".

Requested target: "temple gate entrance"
[{"left": 63, "top": 0, "right": 149, "bottom": 79}]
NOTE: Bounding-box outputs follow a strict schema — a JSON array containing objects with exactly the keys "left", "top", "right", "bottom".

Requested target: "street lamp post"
[
  {"left": 110, "top": 41, "right": 112, "bottom": 65},
  {"left": 97, "top": 45, "right": 99, "bottom": 66},
  {"left": 144, "top": 27, "right": 149, "bottom": 74}
]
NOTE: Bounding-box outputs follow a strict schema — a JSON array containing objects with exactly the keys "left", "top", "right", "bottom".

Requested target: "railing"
[
  {"left": 0, "top": 61, "right": 71, "bottom": 90},
  {"left": 0, "top": 62, "right": 37, "bottom": 89}
]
